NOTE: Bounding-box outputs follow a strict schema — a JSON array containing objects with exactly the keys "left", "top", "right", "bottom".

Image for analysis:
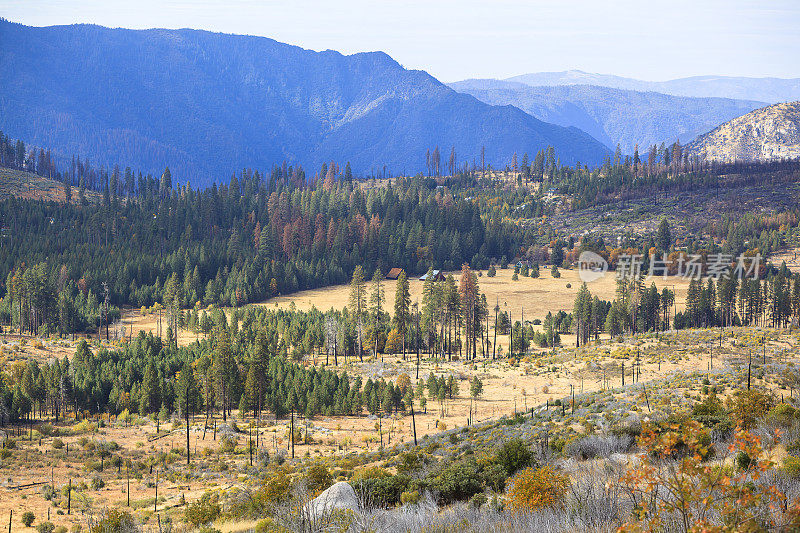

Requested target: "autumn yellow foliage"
[
  {"left": 385, "top": 327, "right": 403, "bottom": 354},
  {"left": 505, "top": 465, "right": 568, "bottom": 512}
]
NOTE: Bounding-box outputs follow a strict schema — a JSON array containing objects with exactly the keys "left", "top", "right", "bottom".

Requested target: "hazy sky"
[{"left": 2, "top": 0, "right": 798, "bottom": 82}]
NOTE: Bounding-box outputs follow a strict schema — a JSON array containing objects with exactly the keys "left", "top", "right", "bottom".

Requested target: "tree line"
[{"left": 0, "top": 164, "right": 518, "bottom": 333}]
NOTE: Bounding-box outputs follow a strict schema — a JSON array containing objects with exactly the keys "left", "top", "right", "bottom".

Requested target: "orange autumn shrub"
[
  {"left": 505, "top": 465, "right": 569, "bottom": 512},
  {"left": 618, "top": 419, "right": 798, "bottom": 532}
]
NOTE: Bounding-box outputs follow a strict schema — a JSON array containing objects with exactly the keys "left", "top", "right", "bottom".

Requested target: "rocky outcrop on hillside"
[
  {"left": 303, "top": 482, "right": 360, "bottom": 519},
  {"left": 686, "top": 101, "right": 800, "bottom": 163}
]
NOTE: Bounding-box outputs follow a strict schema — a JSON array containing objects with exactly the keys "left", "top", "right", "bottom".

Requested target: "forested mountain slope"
[{"left": 0, "top": 20, "right": 609, "bottom": 185}]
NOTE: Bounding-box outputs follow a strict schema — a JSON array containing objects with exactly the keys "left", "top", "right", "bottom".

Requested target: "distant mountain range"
[
  {"left": 0, "top": 21, "right": 609, "bottom": 185},
  {"left": 449, "top": 79, "right": 764, "bottom": 154},
  {"left": 686, "top": 101, "right": 800, "bottom": 163},
  {"left": 505, "top": 70, "right": 800, "bottom": 103}
]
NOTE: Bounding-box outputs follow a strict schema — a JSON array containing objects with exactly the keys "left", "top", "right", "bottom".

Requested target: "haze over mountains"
[
  {"left": 0, "top": 20, "right": 609, "bottom": 185},
  {"left": 2, "top": 19, "right": 799, "bottom": 185},
  {"left": 505, "top": 70, "right": 800, "bottom": 103},
  {"left": 449, "top": 79, "right": 765, "bottom": 154}
]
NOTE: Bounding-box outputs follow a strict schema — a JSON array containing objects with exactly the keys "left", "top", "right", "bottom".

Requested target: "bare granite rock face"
[
  {"left": 686, "top": 101, "right": 800, "bottom": 163},
  {"left": 303, "top": 481, "right": 360, "bottom": 519}
]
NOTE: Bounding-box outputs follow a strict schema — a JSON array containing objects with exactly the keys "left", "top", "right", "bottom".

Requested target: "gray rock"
[{"left": 304, "top": 481, "right": 360, "bottom": 518}]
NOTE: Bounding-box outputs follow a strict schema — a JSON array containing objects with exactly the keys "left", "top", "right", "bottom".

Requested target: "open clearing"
[
  {"left": 115, "top": 267, "right": 692, "bottom": 352},
  {"left": 258, "top": 267, "right": 691, "bottom": 322},
  {"left": 0, "top": 167, "right": 100, "bottom": 204}
]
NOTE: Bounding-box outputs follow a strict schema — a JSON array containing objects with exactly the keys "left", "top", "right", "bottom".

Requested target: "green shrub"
[
  {"left": 712, "top": 419, "right": 733, "bottom": 439},
  {"left": 350, "top": 466, "right": 390, "bottom": 483},
  {"left": 787, "top": 440, "right": 800, "bottom": 457},
  {"left": 397, "top": 452, "right": 422, "bottom": 475},
  {"left": 783, "top": 456, "right": 800, "bottom": 478},
  {"left": 351, "top": 474, "right": 411, "bottom": 507},
  {"left": 427, "top": 459, "right": 483, "bottom": 504},
  {"left": 691, "top": 390, "right": 730, "bottom": 430},
  {"left": 550, "top": 437, "right": 566, "bottom": 454},
  {"left": 219, "top": 434, "right": 237, "bottom": 453},
  {"left": 470, "top": 492, "right": 488, "bottom": 508},
  {"left": 305, "top": 464, "right": 333, "bottom": 493},
  {"left": 495, "top": 438, "right": 533, "bottom": 476},
  {"left": 729, "top": 390, "right": 772, "bottom": 430},
  {"left": 52, "top": 438, "right": 64, "bottom": 449},
  {"left": 88, "top": 510, "right": 136, "bottom": 533},
  {"left": 767, "top": 403, "right": 799, "bottom": 427},
  {"left": 482, "top": 462, "right": 508, "bottom": 492},
  {"left": 41, "top": 485, "right": 57, "bottom": 501},
  {"left": 500, "top": 413, "right": 525, "bottom": 426},
  {"left": 736, "top": 451, "right": 752, "bottom": 470},
  {"left": 184, "top": 492, "right": 221, "bottom": 527},
  {"left": 36, "top": 522, "right": 55, "bottom": 533},
  {"left": 254, "top": 518, "right": 275, "bottom": 533},
  {"left": 400, "top": 490, "right": 420, "bottom": 506},
  {"left": 22, "top": 512, "right": 35, "bottom": 527}
]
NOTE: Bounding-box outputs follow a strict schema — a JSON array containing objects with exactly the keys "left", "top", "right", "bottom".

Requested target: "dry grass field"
[
  {"left": 0, "top": 336, "right": 79, "bottom": 364},
  {"left": 260, "top": 267, "right": 691, "bottom": 322},
  {"left": 258, "top": 267, "right": 692, "bottom": 353},
  {"left": 114, "top": 267, "right": 693, "bottom": 355},
  {"left": 769, "top": 246, "right": 800, "bottom": 273},
  {"left": 0, "top": 167, "right": 100, "bottom": 204},
  {"left": 103, "top": 266, "right": 698, "bottom": 467},
  {"left": 113, "top": 267, "right": 693, "bottom": 358},
  {"left": 114, "top": 311, "right": 206, "bottom": 346},
  {"left": 1, "top": 324, "right": 792, "bottom": 532}
]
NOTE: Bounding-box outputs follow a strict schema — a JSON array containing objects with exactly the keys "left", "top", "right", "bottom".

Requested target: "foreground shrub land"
[{"left": 6, "top": 294, "right": 800, "bottom": 532}]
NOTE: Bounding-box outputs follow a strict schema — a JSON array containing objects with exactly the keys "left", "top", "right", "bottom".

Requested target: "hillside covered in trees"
[
  {"left": 0, "top": 141, "right": 521, "bottom": 335},
  {"left": 0, "top": 19, "right": 609, "bottom": 184},
  {"left": 3, "top": 126, "right": 800, "bottom": 337}
]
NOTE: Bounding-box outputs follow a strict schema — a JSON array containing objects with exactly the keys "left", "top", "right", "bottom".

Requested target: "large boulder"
[{"left": 304, "top": 481, "right": 360, "bottom": 518}]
